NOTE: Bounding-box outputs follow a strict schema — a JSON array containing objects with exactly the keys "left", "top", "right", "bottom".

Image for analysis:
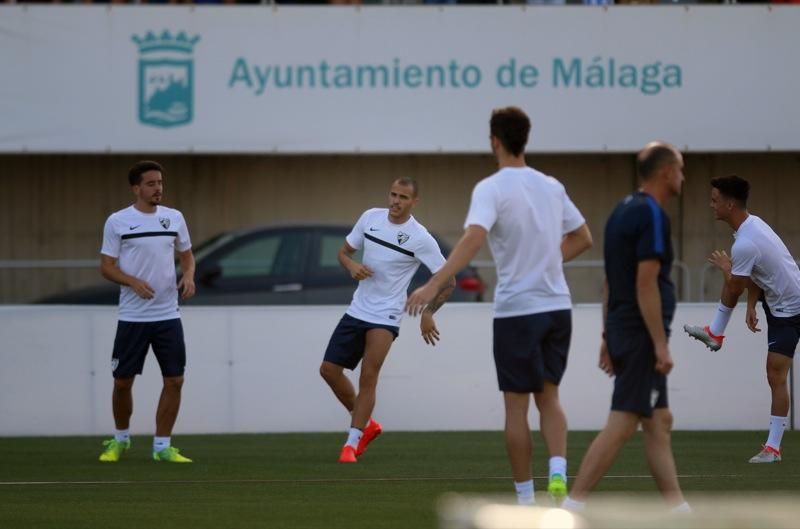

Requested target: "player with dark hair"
[
  {"left": 98, "top": 161, "right": 196, "bottom": 463},
  {"left": 406, "top": 106, "right": 592, "bottom": 505},
  {"left": 684, "top": 174, "right": 800, "bottom": 463}
]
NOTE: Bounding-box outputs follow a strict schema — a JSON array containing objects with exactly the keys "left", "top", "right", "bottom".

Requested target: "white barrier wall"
[{"left": 0, "top": 303, "right": 794, "bottom": 436}]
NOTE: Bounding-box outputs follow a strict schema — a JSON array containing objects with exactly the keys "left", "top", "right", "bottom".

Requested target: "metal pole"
[
  {"left": 0, "top": 259, "right": 99, "bottom": 269},
  {"left": 791, "top": 365, "right": 795, "bottom": 430}
]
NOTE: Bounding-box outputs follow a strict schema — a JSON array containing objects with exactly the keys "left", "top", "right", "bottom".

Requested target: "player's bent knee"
[{"left": 320, "top": 361, "right": 341, "bottom": 380}]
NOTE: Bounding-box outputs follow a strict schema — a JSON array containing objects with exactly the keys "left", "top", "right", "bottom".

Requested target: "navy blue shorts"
[
  {"left": 112, "top": 319, "right": 186, "bottom": 378},
  {"left": 492, "top": 310, "right": 571, "bottom": 393},
  {"left": 763, "top": 301, "right": 800, "bottom": 358},
  {"left": 607, "top": 327, "right": 668, "bottom": 418},
  {"left": 323, "top": 314, "right": 399, "bottom": 370}
]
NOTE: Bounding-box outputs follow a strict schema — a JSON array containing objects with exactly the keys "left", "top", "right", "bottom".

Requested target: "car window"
[
  {"left": 217, "top": 232, "right": 304, "bottom": 278},
  {"left": 317, "top": 234, "right": 362, "bottom": 272},
  {"left": 193, "top": 232, "right": 235, "bottom": 263},
  {"left": 176, "top": 232, "right": 235, "bottom": 275}
]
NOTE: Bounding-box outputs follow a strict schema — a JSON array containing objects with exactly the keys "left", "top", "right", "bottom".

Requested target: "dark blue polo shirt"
[{"left": 604, "top": 191, "right": 675, "bottom": 332}]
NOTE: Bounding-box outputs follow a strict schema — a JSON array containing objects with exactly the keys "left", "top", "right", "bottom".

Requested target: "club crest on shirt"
[
  {"left": 397, "top": 231, "right": 410, "bottom": 245},
  {"left": 159, "top": 217, "right": 170, "bottom": 229}
]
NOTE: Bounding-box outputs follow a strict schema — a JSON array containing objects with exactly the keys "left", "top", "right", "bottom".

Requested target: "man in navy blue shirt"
[{"left": 562, "top": 142, "right": 690, "bottom": 513}]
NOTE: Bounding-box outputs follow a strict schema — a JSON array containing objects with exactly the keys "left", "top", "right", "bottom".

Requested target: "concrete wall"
[
  {"left": 1, "top": 153, "right": 799, "bottom": 303},
  {"left": 0, "top": 303, "right": 794, "bottom": 436}
]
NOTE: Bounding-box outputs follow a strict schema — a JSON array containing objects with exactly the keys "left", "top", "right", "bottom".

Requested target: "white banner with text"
[{"left": 0, "top": 6, "right": 798, "bottom": 153}]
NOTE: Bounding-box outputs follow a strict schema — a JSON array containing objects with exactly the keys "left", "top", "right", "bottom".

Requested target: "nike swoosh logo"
[
  {"left": 369, "top": 227, "right": 380, "bottom": 232},
  {"left": 129, "top": 225, "right": 140, "bottom": 230},
  {"left": 769, "top": 341, "right": 777, "bottom": 346}
]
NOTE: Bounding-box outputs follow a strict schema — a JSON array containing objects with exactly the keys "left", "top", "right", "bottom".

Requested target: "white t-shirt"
[
  {"left": 464, "top": 167, "right": 585, "bottom": 318},
  {"left": 101, "top": 205, "right": 192, "bottom": 322},
  {"left": 731, "top": 214, "right": 800, "bottom": 317},
  {"left": 345, "top": 208, "right": 446, "bottom": 326}
]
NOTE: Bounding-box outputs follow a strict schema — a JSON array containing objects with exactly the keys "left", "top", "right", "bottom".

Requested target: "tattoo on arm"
[{"left": 423, "top": 280, "right": 456, "bottom": 315}]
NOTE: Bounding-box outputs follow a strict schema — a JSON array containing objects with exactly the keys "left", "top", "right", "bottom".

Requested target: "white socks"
[
  {"left": 511, "top": 457, "right": 566, "bottom": 506},
  {"left": 114, "top": 429, "right": 130, "bottom": 443},
  {"left": 549, "top": 456, "right": 567, "bottom": 482},
  {"left": 345, "top": 427, "right": 363, "bottom": 449},
  {"left": 514, "top": 480, "right": 534, "bottom": 505},
  {"left": 153, "top": 436, "right": 170, "bottom": 452},
  {"left": 709, "top": 302, "right": 734, "bottom": 337},
  {"left": 563, "top": 496, "right": 690, "bottom": 513},
  {"left": 671, "top": 501, "right": 692, "bottom": 513},
  {"left": 561, "top": 496, "right": 585, "bottom": 511},
  {"left": 766, "top": 415, "right": 787, "bottom": 450}
]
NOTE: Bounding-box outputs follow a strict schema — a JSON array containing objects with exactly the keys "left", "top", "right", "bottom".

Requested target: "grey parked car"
[{"left": 37, "top": 224, "right": 485, "bottom": 305}]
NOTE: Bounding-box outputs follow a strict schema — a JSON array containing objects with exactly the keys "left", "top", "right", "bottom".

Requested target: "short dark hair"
[
  {"left": 636, "top": 143, "right": 678, "bottom": 180},
  {"left": 128, "top": 160, "right": 164, "bottom": 186},
  {"left": 711, "top": 175, "right": 749, "bottom": 208},
  {"left": 490, "top": 107, "right": 530, "bottom": 157},
  {"left": 394, "top": 177, "right": 419, "bottom": 197}
]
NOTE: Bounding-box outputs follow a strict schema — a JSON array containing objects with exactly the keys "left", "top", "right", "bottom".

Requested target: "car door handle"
[{"left": 273, "top": 283, "right": 303, "bottom": 292}]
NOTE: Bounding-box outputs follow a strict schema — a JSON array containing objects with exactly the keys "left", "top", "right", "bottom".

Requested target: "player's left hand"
[
  {"left": 746, "top": 305, "right": 761, "bottom": 333},
  {"left": 654, "top": 342, "right": 674, "bottom": 375},
  {"left": 708, "top": 250, "right": 732, "bottom": 274},
  {"left": 406, "top": 282, "right": 437, "bottom": 316},
  {"left": 178, "top": 276, "right": 196, "bottom": 300},
  {"left": 420, "top": 312, "right": 440, "bottom": 346},
  {"left": 598, "top": 340, "right": 614, "bottom": 377}
]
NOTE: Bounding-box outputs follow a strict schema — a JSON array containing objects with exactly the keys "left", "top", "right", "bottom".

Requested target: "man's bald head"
[{"left": 637, "top": 142, "right": 681, "bottom": 181}]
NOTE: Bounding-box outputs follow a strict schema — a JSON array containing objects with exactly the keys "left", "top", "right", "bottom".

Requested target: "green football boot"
[
  {"left": 547, "top": 473, "right": 568, "bottom": 503},
  {"left": 153, "top": 446, "right": 193, "bottom": 463},
  {"left": 98, "top": 439, "right": 130, "bottom": 462}
]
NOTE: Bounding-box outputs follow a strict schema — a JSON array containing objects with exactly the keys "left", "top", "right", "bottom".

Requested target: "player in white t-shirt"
[
  {"left": 684, "top": 175, "right": 800, "bottom": 463},
  {"left": 320, "top": 177, "right": 455, "bottom": 464},
  {"left": 97, "top": 161, "right": 196, "bottom": 464},
  {"left": 406, "top": 107, "right": 593, "bottom": 505}
]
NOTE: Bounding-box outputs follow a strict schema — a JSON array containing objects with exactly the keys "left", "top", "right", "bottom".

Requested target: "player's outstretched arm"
[
  {"left": 406, "top": 226, "right": 485, "bottom": 316},
  {"left": 418, "top": 277, "right": 455, "bottom": 346}
]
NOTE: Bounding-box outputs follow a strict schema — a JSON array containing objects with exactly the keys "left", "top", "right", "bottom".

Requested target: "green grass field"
[{"left": 1, "top": 431, "right": 797, "bottom": 529}]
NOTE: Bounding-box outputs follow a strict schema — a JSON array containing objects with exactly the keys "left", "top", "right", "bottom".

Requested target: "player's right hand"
[
  {"left": 349, "top": 263, "right": 373, "bottom": 281},
  {"left": 654, "top": 343, "right": 673, "bottom": 375},
  {"left": 405, "top": 282, "right": 437, "bottom": 317},
  {"left": 130, "top": 278, "right": 155, "bottom": 299},
  {"left": 707, "top": 250, "right": 732, "bottom": 275}
]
